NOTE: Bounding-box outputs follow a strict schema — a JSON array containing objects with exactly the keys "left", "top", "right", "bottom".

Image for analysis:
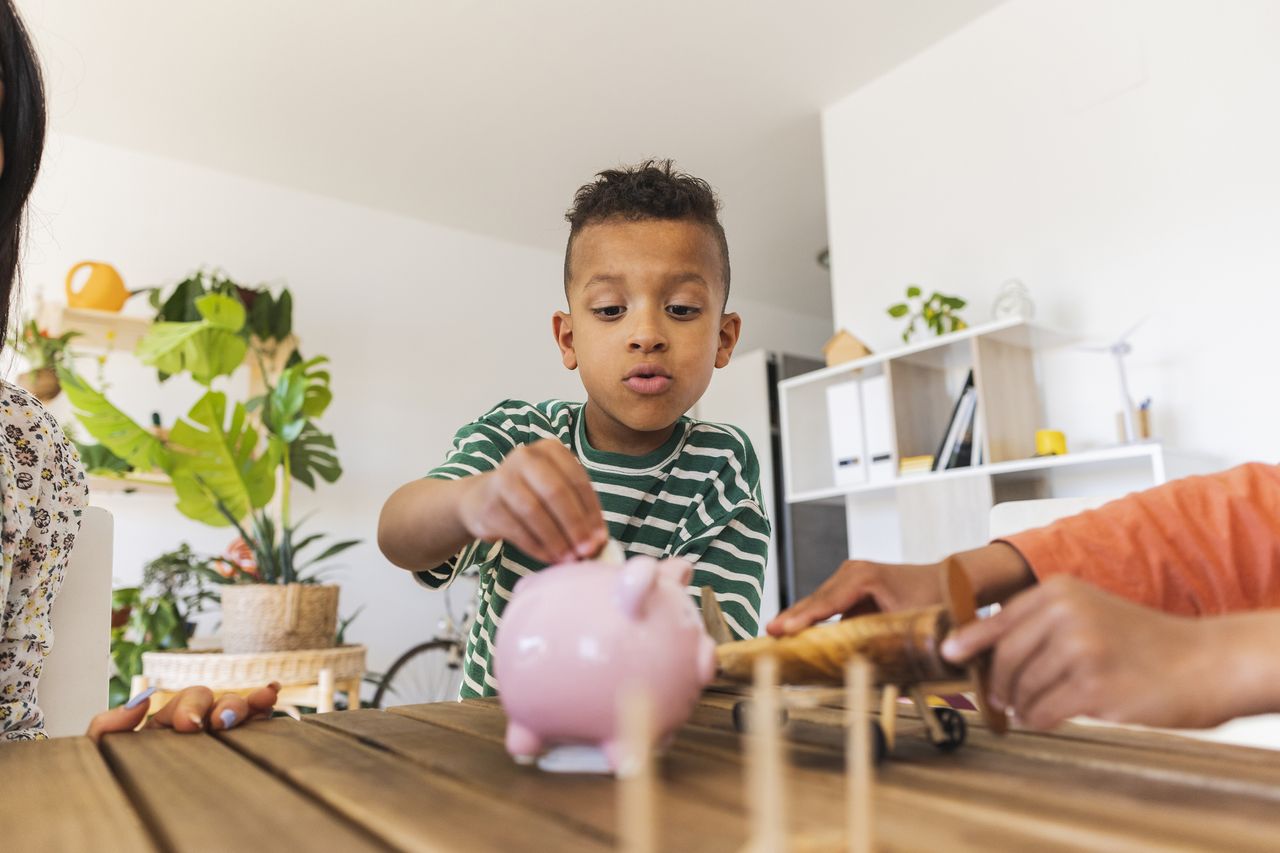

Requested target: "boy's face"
[{"left": 554, "top": 218, "right": 741, "bottom": 446}]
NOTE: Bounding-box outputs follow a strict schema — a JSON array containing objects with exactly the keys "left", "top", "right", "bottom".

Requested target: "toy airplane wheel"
[
  {"left": 732, "top": 699, "right": 789, "bottom": 733},
  {"left": 869, "top": 719, "right": 888, "bottom": 765},
  {"left": 930, "top": 707, "right": 967, "bottom": 751}
]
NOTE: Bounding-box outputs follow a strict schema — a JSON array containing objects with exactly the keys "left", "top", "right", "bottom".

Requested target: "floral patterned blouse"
[{"left": 0, "top": 381, "right": 88, "bottom": 740}]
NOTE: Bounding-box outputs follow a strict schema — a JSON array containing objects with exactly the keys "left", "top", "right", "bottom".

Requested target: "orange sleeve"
[{"left": 1000, "top": 463, "right": 1280, "bottom": 616}]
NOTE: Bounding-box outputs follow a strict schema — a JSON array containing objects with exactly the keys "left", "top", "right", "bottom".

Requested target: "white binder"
[
  {"left": 826, "top": 380, "right": 867, "bottom": 486},
  {"left": 861, "top": 374, "right": 897, "bottom": 484}
]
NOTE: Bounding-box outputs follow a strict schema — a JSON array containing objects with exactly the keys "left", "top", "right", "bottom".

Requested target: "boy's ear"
[
  {"left": 715, "top": 311, "right": 742, "bottom": 369},
  {"left": 553, "top": 311, "right": 578, "bottom": 371}
]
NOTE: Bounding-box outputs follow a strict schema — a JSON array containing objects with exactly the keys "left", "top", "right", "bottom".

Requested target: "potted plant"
[
  {"left": 12, "top": 318, "right": 80, "bottom": 402},
  {"left": 60, "top": 271, "right": 357, "bottom": 654},
  {"left": 887, "top": 286, "right": 968, "bottom": 343}
]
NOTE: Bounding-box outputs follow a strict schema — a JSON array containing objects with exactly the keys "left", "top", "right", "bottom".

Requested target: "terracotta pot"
[
  {"left": 220, "top": 583, "right": 339, "bottom": 653},
  {"left": 18, "top": 366, "right": 61, "bottom": 403}
]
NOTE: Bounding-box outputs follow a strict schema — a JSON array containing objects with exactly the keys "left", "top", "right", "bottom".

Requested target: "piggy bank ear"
[
  {"left": 616, "top": 558, "right": 659, "bottom": 620},
  {"left": 656, "top": 558, "right": 694, "bottom": 587}
]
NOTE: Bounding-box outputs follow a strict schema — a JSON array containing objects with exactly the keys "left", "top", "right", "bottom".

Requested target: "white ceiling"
[{"left": 17, "top": 0, "right": 1003, "bottom": 318}]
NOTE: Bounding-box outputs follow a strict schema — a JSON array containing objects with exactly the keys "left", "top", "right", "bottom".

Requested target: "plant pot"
[
  {"left": 220, "top": 583, "right": 339, "bottom": 653},
  {"left": 18, "top": 366, "right": 61, "bottom": 403}
]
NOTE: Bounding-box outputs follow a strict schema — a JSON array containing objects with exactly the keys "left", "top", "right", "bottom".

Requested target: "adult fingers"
[
  {"left": 941, "top": 583, "right": 1050, "bottom": 664},
  {"left": 986, "top": 612, "right": 1059, "bottom": 712},
  {"left": 147, "top": 685, "right": 215, "bottom": 733},
  {"left": 211, "top": 693, "right": 251, "bottom": 731},
  {"left": 769, "top": 566, "right": 869, "bottom": 636},
  {"left": 1016, "top": 673, "right": 1085, "bottom": 730},
  {"left": 85, "top": 690, "right": 153, "bottom": 744},
  {"left": 245, "top": 682, "right": 282, "bottom": 721},
  {"left": 1007, "top": 636, "right": 1079, "bottom": 722}
]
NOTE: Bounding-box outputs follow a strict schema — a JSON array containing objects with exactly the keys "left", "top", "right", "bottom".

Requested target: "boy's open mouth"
[{"left": 623, "top": 364, "right": 673, "bottom": 395}]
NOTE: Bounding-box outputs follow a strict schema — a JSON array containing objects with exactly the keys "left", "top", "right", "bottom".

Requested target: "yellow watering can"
[{"left": 65, "top": 261, "right": 132, "bottom": 312}]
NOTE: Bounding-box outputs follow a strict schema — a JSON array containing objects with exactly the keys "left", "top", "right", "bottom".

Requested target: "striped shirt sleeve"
[
  {"left": 413, "top": 407, "right": 521, "bottom": 589},
  {"left": 673, "top": 426, "right": 771, "bottom": 639},
  {"left": 676, "top": 500, "right": 770, "bottom": 639}
]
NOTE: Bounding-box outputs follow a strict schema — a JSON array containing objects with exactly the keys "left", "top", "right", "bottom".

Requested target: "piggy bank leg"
[{"left": 505, "top": 720, "right": 543, "bottom": 765}]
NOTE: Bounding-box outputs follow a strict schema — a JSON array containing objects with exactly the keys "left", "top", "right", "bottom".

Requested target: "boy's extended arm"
[{"left": 378, "top": 475, "right": 484, "bottom": 571}]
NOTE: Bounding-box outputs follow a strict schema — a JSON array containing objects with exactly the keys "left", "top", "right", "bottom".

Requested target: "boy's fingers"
[
  {"left": 942, "top": 583, "right": 1045, "bottom": 664},
  {"left": 490, "top": 496, "right": 554, "bottom": 563},
  {"left": 1018, "top": 675, "right": 1082, "bottom": 730},
  {"left": 1008, "top": 637, "right": 1078, "bottom": 718},
  {"left": 529, "top": 446, "right": 606, "bottom": 557},
  {"left": 86, "top": 700, "right": 150, "bottom": 744},
  {"left": 988, "top": 618, "right": 1055, "bottom": 711},
  {"left": 503, "top": 477, "right": 572, "bottom": 562},
  {"left": 518, "top": 455, "right": 588, "bottom": 561}
]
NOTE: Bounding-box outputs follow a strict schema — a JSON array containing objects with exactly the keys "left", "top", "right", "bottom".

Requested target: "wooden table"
[{"left": 8, "top": 689, "right": 1280, "bottom": 851}]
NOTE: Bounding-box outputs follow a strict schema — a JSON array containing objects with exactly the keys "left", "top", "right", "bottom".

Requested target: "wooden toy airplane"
[{"left": 700, "top": 559, "right": 1007, "bottom": 762}]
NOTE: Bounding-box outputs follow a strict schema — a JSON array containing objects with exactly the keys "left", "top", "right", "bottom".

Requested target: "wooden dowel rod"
[
  {"left": 847, "top": 657, "right": 873, "bottom": 853},
  {"left": 618, "top": 685, "right": 655, "bottom": 853},
  {"left": 748, "top": 656, "right": 786, "bottom": 853}
]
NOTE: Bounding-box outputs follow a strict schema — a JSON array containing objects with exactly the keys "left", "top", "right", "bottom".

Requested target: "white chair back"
[
  {"left": 39, "top": 506, "right": 113, "bottom": 737},
  {"left": 989, "top": 496, "right": 1112, "bottom": 540}
]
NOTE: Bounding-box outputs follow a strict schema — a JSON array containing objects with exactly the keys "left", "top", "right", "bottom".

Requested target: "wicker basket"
[
  {"left": 141, "top": 644, "right": 366, "bottom": 691},
  {"left": 220, "top": 583, "right": 339, "bottom": 654}
]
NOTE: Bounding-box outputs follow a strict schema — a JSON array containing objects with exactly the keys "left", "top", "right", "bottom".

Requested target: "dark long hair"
[{"left": 0, "top": 0, "right": 45, "bottom": 353}]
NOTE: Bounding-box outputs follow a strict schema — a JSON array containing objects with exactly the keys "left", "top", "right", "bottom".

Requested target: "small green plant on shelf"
[{"left": 887, "top": 285, "right": 968, "bottom": 343}]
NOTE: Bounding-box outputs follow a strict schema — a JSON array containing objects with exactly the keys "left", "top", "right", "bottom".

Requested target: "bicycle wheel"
[{"left": 372, "top": 640, "right": 465, "bottom": 708}]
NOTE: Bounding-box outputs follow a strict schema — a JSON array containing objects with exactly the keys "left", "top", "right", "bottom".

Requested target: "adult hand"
[
  {"left": 941, "top": 576, "right": 1226, "bottom": 730},
  {"left": 458, "top": 438, "right": 607, "bottom": 564},
  {"left": 86, "top": 682, "right": 281, "bottom": 744},
  {"left": 767, "top": 560, "right": 945, "bottom": 637}
]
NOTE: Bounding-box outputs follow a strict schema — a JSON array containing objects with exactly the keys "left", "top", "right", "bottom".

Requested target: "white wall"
[
  {"left": 12, "top": 133, "right": 829, "bottom": 678},
  {"left": 822, "top": 0, "right": 1280, "bottom": 467}
]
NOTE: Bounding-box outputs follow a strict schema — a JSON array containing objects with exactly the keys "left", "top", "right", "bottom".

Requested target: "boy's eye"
[
  {"left": 666, "top": 305, "right": 701, "bottom": 318},
  {"left": 592, "top": 306, "right": 625, "bottom": 319}
]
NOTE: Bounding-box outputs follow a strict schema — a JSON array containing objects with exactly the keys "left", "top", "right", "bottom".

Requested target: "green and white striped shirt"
[{"left": 416, "top": 399, "right": 770, "bottom": 699}]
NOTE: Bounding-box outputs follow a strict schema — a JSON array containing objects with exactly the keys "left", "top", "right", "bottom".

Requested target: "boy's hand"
[
  {"left": 767, "top": 560, "right": 944, "bottom": 636},
  {"left": 941, "top": 576, "right": 1222, "bottom": 730},
  {"left": 458, "top": 439, "right": 607, "bottom": 564}
]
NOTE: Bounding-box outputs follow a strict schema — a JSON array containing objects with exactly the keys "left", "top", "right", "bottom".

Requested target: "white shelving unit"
[{"left": 778, "top": 319, "right": 1168, "bottom": 579}]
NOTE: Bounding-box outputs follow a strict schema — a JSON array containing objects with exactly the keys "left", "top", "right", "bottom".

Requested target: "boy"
[{"left": 379, "top": 160, "right": 770, "bottom": 699}]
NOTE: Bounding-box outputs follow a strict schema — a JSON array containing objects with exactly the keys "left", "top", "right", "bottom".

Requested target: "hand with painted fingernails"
[
  {"left": 457, "top": 438, "right": 609, "bottom": 565},
  {"left": 86, "top": 682, "right": 281, "bottom": 743}
]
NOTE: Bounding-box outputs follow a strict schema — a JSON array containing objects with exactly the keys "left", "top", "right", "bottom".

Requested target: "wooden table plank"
[
  {"left": 0, "top": 736, "right": 156, "bottom": 852},
  {"left": 100, "top": 727, "right": 387, "bottom": 852},
  {"left": 681, "top": 698, "right": 1280, "bottom": 851},
  {"left": 221, "top": 714, "right": 609, "bottom": 852},
  {"left": 318, "top": 707, "right": 745, "bottom": 851}
]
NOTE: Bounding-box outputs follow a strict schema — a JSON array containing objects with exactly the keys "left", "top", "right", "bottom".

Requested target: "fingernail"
[
  {"left": 124, "top": 686, "right": 157, "bottom": 709},
  {"left": 220, "top": 709, "right": 238, "bottom": 730},
  {"left": 187, "top": 712, "right": 204, "bottom": 728},
  {"left": 941, "top": 637, "right": 962, "bottom": 660},
  {"left": 989, "top": 693, "right": 1005, "bottom": 712}
]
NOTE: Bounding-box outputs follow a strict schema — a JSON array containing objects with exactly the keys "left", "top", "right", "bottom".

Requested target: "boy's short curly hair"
[{"left": 564, "top": 159, "right": 730, "bottom": 304}]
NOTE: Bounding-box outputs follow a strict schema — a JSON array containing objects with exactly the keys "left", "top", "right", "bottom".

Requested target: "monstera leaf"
[
  {"left": 167, "top": 391, "right": 278, "bottom": 526},
  {"left": 287, "top": 421, "right": 342, "bottom": 489},
  {"left": 57, "top": 368, "right": 172, "bottom": 474},
  {"left": 136, "top": 293, "right": 248, "bottom": 386}
]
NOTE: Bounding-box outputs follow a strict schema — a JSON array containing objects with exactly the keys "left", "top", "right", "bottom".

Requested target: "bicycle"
[{"left": 372, "top": 583, "right": 474, "bottom": 708}]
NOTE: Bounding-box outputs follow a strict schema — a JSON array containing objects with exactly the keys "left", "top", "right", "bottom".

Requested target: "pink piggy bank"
[{"left": 495, "top": 555, "right": 717, "bottom": 771}]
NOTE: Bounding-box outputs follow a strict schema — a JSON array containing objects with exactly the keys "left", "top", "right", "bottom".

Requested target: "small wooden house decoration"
[{"left": 822, "top": 329, "right": 873, "bottom": 367}]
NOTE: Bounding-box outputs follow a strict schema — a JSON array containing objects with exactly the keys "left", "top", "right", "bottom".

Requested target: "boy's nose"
[{"left": 628, "top": 327, "right": 668, "bottom": 353}]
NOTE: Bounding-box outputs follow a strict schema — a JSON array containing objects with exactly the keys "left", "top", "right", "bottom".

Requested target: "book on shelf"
[
  {"left": 899, "top": 454, "right": 934, "bottom": 477},
  {"left": 933, "top": 370, "right": 978, "bottom": 472}
]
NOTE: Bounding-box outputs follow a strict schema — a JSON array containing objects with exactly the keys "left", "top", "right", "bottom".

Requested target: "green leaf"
[
  {"left": 168, "top": 391, "right": 278, "bottom": 526},
  {"left": 887, "top": 303, "right": 909, "bottom": 318},
  {"left": 942, "top": 296, "right": 967, "bottom": 310},
  {"left": 58, "top": 369, "right": 172, "bottom": 474},
  {"left": 195, "top": 292, "right": 247, "bottom": 331},
  {"left": 288, "top": 422, "right": 342, "bottom": 489},
  {"left": 74, "top": 440, "right": 133, "bottom": 475},
  {"left": 300, "top": 538, "right": 360, "bottom": 569},
  {"left": 136, "top": 319, "right": 248, "bottom": 386},
  {"left": 272, "top": 289, "right": 293, "bottom": 340},
  {"left": 248, "top": 291, "right": 275, "bottom": 340},
  {"left": 906, "top": 285, "right": 921, "bottom": 298}
]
